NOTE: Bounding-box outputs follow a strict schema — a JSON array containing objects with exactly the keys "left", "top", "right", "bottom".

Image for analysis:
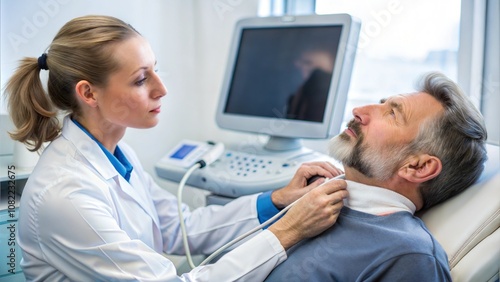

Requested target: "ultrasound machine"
[{"left": 155, "top": 14, "right": 361, "bottom": 200}]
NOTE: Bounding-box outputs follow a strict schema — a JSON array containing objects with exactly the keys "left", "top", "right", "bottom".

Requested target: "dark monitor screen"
[
  {"left": 224, "top": 26, "right": 342, "bottom": 123},
  {"left": 216, "top": 14, "right": 360, "bottom": 150}
]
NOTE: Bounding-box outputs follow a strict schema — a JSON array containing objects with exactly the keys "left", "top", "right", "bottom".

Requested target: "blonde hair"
[{"left": 5, "top": 15, "right": 140, "bottom": 151}]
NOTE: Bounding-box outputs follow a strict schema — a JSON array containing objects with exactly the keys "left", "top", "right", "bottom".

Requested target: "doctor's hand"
[
  {"left": 271, "top": 161, "right": 343, "bottom": 209},
  {"left": 268, "top": 178, "right": 348, "bottom": 250}
]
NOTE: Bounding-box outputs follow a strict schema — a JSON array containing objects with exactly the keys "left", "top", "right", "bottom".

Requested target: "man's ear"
[
  {"left": 398, "top": 154, "right": 442, "bottom": 184},
  {"left": 75, "top": 80, "right": 98, "bottom": 108}
]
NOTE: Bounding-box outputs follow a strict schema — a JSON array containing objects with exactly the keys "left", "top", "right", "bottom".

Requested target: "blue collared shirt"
[{"left": 72, "top": 119, "right": 133, "bottom": 182}]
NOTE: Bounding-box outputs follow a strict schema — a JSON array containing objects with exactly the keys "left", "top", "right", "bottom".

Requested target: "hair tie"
[{"left": 37, "top": 53, "right": 49, "bottom": 70}]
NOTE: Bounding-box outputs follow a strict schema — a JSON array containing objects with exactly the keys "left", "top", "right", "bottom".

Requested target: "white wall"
[
  {"left": 482, "top": 0, "right": 499, "bottom": 145},
  {"left": 457, "top": 0, "right": 499, "bottom": 146}
]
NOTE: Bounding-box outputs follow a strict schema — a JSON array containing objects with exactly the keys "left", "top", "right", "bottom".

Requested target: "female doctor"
[{"left": 5, "top": 15, "right": 347, "bottom": 281}]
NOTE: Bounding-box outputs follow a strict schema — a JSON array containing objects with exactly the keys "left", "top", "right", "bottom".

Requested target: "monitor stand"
[{"left": 264, "top": 136, "right": 303, "bottom": 151}]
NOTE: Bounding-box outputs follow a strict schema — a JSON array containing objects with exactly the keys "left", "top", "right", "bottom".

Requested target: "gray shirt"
[{"left": 265, "top": 207, "right": 451, "bottom": 281}]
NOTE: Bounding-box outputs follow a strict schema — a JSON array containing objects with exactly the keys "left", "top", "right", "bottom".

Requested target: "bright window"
[{"left": 315, "top": 0, "right": 461, "bottom": 123}]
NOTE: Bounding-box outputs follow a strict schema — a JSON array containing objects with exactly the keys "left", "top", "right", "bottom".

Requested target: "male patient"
[{"left": 265, "top": 72, "right": 487, "bottom": 281}]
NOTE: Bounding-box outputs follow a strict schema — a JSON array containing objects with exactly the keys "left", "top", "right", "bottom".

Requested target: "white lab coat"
[{"left": 18, "top": 116, "right": 286, "bottom": 281}]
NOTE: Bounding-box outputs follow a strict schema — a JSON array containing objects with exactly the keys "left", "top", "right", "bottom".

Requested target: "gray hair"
[{"left": 408, "top": 72, "right": 488, "bottom": 210}]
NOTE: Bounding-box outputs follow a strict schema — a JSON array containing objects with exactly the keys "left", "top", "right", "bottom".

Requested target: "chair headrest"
[{"left": 418, "top": 143, "right": 499, "bottom": 267}]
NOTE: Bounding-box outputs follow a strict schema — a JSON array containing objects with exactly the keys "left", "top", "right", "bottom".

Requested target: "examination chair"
[{"left": 418, "top": 143, "right": 500, "bottom": 282}]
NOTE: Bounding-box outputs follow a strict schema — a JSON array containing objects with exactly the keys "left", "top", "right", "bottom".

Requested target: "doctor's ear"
[
  {"left": 75, "top": 80, "right": 98, "bottom": 108},
  {"left": 398, "top": 154, "right": 442, "bottom": 184}
]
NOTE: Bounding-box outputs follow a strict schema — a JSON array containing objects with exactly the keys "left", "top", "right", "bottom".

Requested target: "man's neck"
[{"left": 344, "top": 167, "right": 423, "bottom": 211}]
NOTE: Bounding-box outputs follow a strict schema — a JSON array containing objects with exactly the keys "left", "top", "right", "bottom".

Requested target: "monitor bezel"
[{"left": 216, "top": 14, "right": 361, "bottom": 145}]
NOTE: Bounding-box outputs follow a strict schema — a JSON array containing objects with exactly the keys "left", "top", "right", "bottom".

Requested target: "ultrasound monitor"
[{"left": 216, "top": 14, "right": 361, "bottom": 151}]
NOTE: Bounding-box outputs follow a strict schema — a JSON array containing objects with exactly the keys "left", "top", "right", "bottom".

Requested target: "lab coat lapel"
[
  {"left": 62, "top": 116, "right": 117, "bottom": 179},
  {"left": 62, "top": 116, "right": 161, "bottom": 232},
  {"left": 116, "top": 173, "right": 160, "bottom": 231}
]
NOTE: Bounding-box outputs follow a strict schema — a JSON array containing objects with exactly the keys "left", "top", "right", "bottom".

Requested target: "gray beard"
[
  {"left": 328, "top": 127, "right": 404, "bottom": 181},
  {"left": 328, "top": 131, "right": 375, "bottom": 178}
]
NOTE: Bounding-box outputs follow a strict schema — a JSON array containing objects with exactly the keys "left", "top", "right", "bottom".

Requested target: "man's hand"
[{"left": 271, "top": 161, "right": 343, "bottom": 209}]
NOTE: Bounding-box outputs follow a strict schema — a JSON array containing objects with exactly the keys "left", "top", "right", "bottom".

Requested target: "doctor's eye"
[{"left": 135, "top": 77, "right": 147, "bottom": 86}]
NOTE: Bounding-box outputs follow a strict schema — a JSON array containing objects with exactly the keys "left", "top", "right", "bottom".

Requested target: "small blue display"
[{"left": 170, "top": 144, "right": 197, "bottom": 160}]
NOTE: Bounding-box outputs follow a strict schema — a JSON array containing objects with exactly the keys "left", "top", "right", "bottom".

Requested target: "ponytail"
[{"left": 5, "top": 57, "right": 60, "bottom": 152}]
